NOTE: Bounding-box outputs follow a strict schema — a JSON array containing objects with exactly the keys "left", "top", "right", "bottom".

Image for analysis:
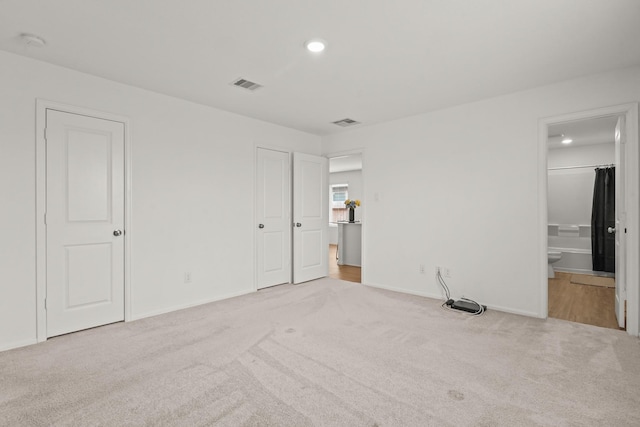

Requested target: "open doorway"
[
  {"left": 546, "top": 116, "right": 620, "bottom": 329},
  {"left": 328, "top": 153, "right": 363, "bottom": 283},
  {"left": 539, "top": 103, "right": 639, "bottom": 337}
]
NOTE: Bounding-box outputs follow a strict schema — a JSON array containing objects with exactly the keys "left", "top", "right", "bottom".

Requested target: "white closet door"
[
  {"left": 293, "top": 152, "right": 328, "bottom": 284},
  {"left": 256, "top": 148, "right": 291, "bottom": 289},
  {"left": 46, "top": 109, "right": 125, "bottom": 337}
]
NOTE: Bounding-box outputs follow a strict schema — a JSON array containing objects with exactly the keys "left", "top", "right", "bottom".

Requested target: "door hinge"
[
  {"left": 44, "top": 298, "right": 47, "bottom": 310},
  {"left": 44, "top": 213, "right": 47, "bottom": 225},
  {"left": 44, "top": 127, "right": 48, "bottom": 140}
]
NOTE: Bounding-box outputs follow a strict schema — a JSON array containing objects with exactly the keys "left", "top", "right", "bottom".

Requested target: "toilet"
[{"left": 548, "top": 251, "right": 562, "bottom": 278}]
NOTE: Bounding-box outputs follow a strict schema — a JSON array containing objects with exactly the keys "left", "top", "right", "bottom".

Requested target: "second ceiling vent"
[
  {"left": 332, "top": 118, "right": 360, "bottom": 127},
  {"left": 231, "top": 78, "right": 263, "bottom": 92}
]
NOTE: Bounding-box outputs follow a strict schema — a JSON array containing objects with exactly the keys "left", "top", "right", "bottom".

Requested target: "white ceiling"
[
  {"left": 548, "top": 116, "right": 618, "bottom": 149},
  {"left": 2, "top": 0, "right": 640, "bottom": 136}
]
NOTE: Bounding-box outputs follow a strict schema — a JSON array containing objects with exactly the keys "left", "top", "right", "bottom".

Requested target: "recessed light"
[
  {"left": 561, "top": 138, "right": 573, "bottom": 144},
  {"left": 305, "top": 39, "right": 326, "bottom": 53}
]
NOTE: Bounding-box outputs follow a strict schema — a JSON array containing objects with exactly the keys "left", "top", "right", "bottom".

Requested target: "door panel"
[
  {"left": 46, "top": 110, "right": 125, "bottom": 337},
  {"left": 66, "top": 131, "right": 111, "bottom": 221},
  {"left": 301, "top": 230, "right": 322, "bottom": 269},
  {"left": 614, "top": 116, "right": 627, "bottom": 328},
  {"left": 66, "top": 244, "right": 112, "bottom": 308},
  {"left": 293, "top": 153, "right": 328, "bottom": 283},
  {"left": 256, "top": 148, "right": 291, "bottom": 289},
  {"left": 264, "top": 232, "right": 284, "bottom": 272}
]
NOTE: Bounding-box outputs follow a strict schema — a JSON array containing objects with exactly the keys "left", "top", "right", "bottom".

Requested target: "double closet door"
[{"left": 256, "top": 148, "right": 328, "bottom": 289}]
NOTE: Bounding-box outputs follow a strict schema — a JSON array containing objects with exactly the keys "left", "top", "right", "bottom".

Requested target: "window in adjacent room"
[{"left": 330, "top": 184, "right": 349, "bottom": 222}]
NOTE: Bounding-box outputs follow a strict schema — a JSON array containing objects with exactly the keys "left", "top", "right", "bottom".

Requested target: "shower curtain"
[{"left": 591, "top": 167, "right": 615, "bottom": 273}]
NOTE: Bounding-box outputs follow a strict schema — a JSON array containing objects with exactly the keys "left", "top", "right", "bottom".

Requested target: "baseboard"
[
  {"left": 363, "top": 281, "right": 539, "bottom": 319},
  {"left": 0, "top": 338, "right": 38, "bottom": 353},
  {"left": 482, "top": 303, "right": 540, "bottom": 319},
  {"left": 130, "top": 289, "right": 254, "bottom": 321},
  {"left": 363, "top": 281, "right": 444, "bottom": 301}
]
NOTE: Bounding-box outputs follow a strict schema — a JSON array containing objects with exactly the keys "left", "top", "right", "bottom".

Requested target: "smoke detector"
[{"left": 20, "top": 33, "right": 46, "bottom": 48}]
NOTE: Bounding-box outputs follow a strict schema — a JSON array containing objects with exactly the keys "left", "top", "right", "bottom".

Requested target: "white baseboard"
[
  {"left": 363, "top": 281, "right": 444, "bottom": 301},
  {"left": 1, "top": 291, "right": 256, "bottom": 353},
  {"left": 363, "top": 281, "right": 539, "bottom": 319},
  {"left": 130, "top": 289, "right": 254, "bottom": 321},
  {"left": 0, "top": 338, "right": 38, "bottom": 353},
  {"left": 483, "top": 303, "right": 540, "bottom": 319}
]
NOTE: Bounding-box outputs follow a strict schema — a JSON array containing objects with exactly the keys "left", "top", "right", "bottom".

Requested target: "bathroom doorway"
[
  {"left": 540, "top": 104, "right": 639, "bottom": 335},
  {"left": 546, "top": 116, "right": 619, "bottom": 329},
  {"left": 328, "top": 152, "right": 364, "bottom": 284}
]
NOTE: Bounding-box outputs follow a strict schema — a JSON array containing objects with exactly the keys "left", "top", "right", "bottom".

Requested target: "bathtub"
[{"left": 548, "top": 224, "right": 614, "bottom": 277}]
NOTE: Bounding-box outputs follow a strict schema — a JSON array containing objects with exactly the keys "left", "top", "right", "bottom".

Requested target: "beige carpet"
[
  {"left": 570, "top": 273, "right": 616, "bottom": 288},
  {"left": 1, "top": 278, "right": 640, "bottom": 426}
]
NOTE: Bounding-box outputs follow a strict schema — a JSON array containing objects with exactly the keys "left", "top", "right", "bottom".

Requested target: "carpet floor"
[{"left": 1, "top": 278, "right": 640, "bottom": 426}]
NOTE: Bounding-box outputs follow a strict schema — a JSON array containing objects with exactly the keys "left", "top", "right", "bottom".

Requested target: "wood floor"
[
  {"left": 328, "top": 244, "right": 361, "bottom": 283},
  {"left": 548, "top": 271, "right": 622, "bottom": 330}
]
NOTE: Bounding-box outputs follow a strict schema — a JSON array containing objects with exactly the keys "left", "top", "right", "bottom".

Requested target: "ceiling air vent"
[
  {"left": 332, "top": 118, "right": 360, "bottom": 127},
  {"left": 230, "top": 77, "right": 263, "bottom": 91}
]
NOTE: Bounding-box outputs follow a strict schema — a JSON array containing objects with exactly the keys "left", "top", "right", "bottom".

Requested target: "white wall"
[
  {"left": 0, "top": 51, "right": 321, "bottom": 351},
  {"left": 322, "top": 66, "right": 640, "bottom": 317},
  {"left": 548, "top": 143, "right": 614, "bottom": 225},
  {"left": 329, "top": 170, "right": 363, "bottom": 244}
]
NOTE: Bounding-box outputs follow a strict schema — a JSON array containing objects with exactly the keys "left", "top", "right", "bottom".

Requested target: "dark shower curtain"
[{"left": 591, "top": 167, "right": 615, "bottom": 273}]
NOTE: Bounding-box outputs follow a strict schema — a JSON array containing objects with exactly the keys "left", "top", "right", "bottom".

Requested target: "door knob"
[
  {"left": 295, "top": 223, "right": 302, "bottom": 227},
  {"left": 608, "top": 227, "right": 616, "bottom": 234},
  {"left": 258, "top": 224, "right": 265, "bottom": 229},
  {"left": 113, "top": 230, "right": 123, "bottom": 236}
]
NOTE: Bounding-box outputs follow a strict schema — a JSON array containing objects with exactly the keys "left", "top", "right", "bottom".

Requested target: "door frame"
[
  {"left": 326, "top": 148, "right": 366, "bottom": 284},
  {"left": 35, "top": 99, "right": 133, "bottom": 342},
  {"left": 538, "top": 103, "right": 639, "bottom": 336},
  {"left": 253, "top": 145, "right": 292, "bottom": 290}
]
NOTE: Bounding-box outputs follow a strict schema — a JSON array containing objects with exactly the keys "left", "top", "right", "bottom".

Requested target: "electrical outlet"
[
  {"left": 419, "top": 264, "right": 425, "bottom": 274},
  {"left": 184, "top": 272, "right": 192, "bottom": 283}
]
